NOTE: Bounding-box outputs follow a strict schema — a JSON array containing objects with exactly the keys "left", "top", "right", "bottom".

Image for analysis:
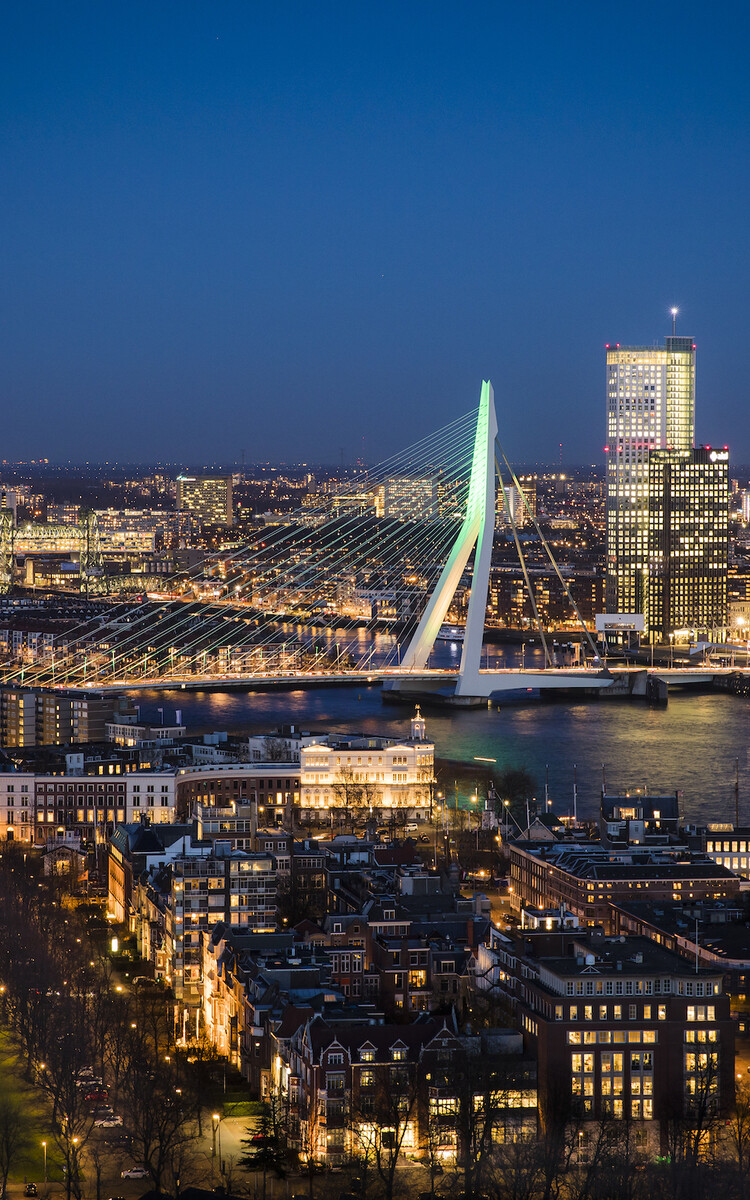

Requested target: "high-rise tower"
[
  {"left": 646, "top": 446, "right": 728, "bottom": 641},
  {"left": 605, "top": 334, "right": 695, "bottom": 617},
  {"left": 606, "top": 326, "right": 728, "bottom": 642}
]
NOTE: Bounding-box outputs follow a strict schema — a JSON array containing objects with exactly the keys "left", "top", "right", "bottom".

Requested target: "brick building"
[
  {"left": 509, "top": 930, "right": 734, "bottom": 1141},
  {"left": 508, "top": 841, "right": 740, "bottom": 931}
]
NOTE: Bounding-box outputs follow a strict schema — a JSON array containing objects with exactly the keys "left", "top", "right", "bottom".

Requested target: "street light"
[
  {"left": 42, "top": 1141, "right": 47, "bottom": 1187},
  {"left": 211, "top": 1113, "right": 221, "bottom": 1181}
]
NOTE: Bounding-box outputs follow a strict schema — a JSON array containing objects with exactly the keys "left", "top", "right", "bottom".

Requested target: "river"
[{"left": 128, "top": 637, "right": 750, "bottom": 826}]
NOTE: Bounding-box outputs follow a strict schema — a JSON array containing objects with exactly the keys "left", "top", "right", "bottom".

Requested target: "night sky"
[{"left": 2, "top": 2, "right": 749, "bottom": 466}]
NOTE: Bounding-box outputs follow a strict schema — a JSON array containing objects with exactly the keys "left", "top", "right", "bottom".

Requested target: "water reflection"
[{"left": 134, "top": 679, "right": 750, "bottom": 826}]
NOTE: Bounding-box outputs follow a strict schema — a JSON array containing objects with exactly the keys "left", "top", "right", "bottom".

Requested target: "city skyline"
[{"left": 2, "top": 4, "right": 749, "bottom": 463}]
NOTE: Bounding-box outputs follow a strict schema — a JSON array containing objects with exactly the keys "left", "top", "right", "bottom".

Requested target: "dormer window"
[
  {"left": 360, "top": 1048, "right": 375, "bottom": 1062},
  {"left": 392, "top": 1047, "right": 406, "bottom": 1061},
  {"left": 384, "top": 910, "right": 395, "bottom": 921}
]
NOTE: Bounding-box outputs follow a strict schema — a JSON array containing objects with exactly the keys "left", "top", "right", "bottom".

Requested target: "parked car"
[
  {"left": 96, "top": 1117, "right": 123, "bottom": 1128},
  {"left": 24, "top": 1185, "right": 38, "bottom": 1196},
  {"left": 121, "top": 1167, "right": 149, "bottom": 1179},
  {"left": 85, "top": 1090, "right": 108, "bottom": 1102}
]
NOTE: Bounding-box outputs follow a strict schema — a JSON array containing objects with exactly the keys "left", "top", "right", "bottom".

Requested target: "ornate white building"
[{"left": 298, "top": 709, "right": 434, "bottom": 821}]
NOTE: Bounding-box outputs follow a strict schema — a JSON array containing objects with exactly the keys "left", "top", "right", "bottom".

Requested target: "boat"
[{"left": 436, "top": 624, "right": 465, "bottom": 642}]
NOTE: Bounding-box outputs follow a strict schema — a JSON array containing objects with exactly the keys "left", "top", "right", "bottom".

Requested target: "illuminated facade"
[
  {"left": 176, "top": 475, "right": 233, "bottom": 526},
  {"left": 605, "top": 335, "right": 696, "bottom": 626},
  {"left": 382, "top": 476, "right": 438, "bottom": 521},
  {"left": 299, "top": 711, "right": 434, "bottom": 819},
  {"left": 646, "top": 447, "right": 728, "bottom": 641},
  {"left": 497, "top": 475, "right": 537, "bottom": 528}
]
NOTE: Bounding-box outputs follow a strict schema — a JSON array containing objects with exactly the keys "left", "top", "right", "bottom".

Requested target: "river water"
[{"left": 130, "top": 637, "right": 750, "bottom": 826}]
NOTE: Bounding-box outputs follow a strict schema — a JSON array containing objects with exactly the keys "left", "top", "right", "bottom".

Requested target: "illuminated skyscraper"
[
  {"left": 605, "top": 334, "right": 696, "bottom": 618},
  {"left": 605, "top": 330, "right": 728, "bottom": 641},
  {"left": 646, "top": 447, "right": 728, "bottom": 641}
]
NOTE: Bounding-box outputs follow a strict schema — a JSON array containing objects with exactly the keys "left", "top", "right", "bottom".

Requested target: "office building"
[
  {"left": 606, "top": 330, "right": 729, "bottom": 641},
  {"left": 382, "top": 476, "right": 437, "bottom": 521},
  {"left": 497, "top": 475, "right": 537, "bottom": 528},
  {"left": 511, "top": 930, "right": 733, "bottom": 1134},
  {"left": 646, "top": 447, "right": 728, "bottom": 641},
  {"left": 606, "top": 334, "right": 695, "bottom": 618},
  {"left": 176, "top": 475, "right": 233, "bottom": 526}
]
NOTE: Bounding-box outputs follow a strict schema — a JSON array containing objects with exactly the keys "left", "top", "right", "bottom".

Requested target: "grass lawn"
[{"left": 0, "top": 1029, "right": 65, "bottom": 1185}]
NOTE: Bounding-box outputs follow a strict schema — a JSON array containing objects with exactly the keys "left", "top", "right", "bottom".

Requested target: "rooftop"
[{"left": 518, "top": 931, "right": 723, "bottom": 980}]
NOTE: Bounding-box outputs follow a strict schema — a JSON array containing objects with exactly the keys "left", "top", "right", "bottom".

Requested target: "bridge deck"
[{"left": 47, "top": 663, "right": 741, "bottom": 694}]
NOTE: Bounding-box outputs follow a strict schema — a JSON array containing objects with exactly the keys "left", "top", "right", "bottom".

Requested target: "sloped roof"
[{"left": 306, "top": 1015, "right": 442, "bottom": 1062}]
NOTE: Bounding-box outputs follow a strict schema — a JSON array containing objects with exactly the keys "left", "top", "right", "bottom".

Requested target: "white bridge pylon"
[{"left": 400, "top": 379, "right": 497, "bottom": 697}]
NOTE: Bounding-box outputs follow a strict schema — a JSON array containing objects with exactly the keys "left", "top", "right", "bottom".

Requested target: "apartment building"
[
  {"left": 508, "top": 841, "right": 740, "bottom": 931},
  {"left": 282, "top": 1015, "right": 535, "bottom": 1168},
  {"left": 0, "top": 766, "right": 176, "bottom": 844},
  {"left": 174, "top": 764, "right": 299, "bottom": 825},
  {"left": 167, "top": 848, "right": 277, "bottom": 1007},
  {"left": 0, "top": 686, "right": 115, "bottom": 747}
]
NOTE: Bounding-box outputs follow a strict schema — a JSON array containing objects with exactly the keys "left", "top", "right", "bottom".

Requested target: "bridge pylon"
[{"left": 400, "top": 379, "right": 497, "bottom": 696}]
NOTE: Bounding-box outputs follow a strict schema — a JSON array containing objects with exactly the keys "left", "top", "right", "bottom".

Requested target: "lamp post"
[
  {"left": 42, "top": 1141, "right": 47, "bottom": 1188},
  {"left": 212, "top": 1113, "right": 220, "bottom": 1181},
  {"left": 211, "top": 1112, "right": 218, "bottom": 1179},
  {"left": 70, "top": 1137, "right": 79, "bottom": 1200},
  {"left": 434, "top": 793, "right": 443, "bottom": 865}
]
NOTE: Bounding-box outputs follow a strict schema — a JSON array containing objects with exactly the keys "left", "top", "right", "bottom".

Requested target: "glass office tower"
[{"left": 605, "top": 335, "right": 698, "bottom": 632}]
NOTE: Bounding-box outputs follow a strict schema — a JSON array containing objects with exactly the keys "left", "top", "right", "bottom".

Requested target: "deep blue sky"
[{"left": 2, "top": 2, "right": 749, "bottom": 466}]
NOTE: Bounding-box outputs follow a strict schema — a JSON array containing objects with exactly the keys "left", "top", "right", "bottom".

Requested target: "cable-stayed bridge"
[{"left": 0, "top": 383, "right": 741, "bottom": 703}]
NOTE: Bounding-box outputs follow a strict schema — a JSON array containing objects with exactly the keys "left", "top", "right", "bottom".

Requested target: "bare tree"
[
  {"left": 122, "top": 1052, "right": 199, "bottom": 1193},
  {"left": 292, "top": 1076, "right": 326, "bottom": 1200},
  {"left": 728, "top": 1082, "right": 750, "bottom": 1200},
  {"left": 331, "top": 767, "right": 379, "bottom": 832},
  {"left": 0, "top": 1098, "right": 29, "bottom": 1200},
  {"left": 262, "top": 736, "right": 291, "bottom": 763},
  {"left": 660, "top": 1045, "right": 723, "bottom": 1200},
  {"left": 349, "top": 1059, "right": 419, "bottom": 1200},
  {"left": 429, "top": 1039, "right": 537, "bottom": 1200}
]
